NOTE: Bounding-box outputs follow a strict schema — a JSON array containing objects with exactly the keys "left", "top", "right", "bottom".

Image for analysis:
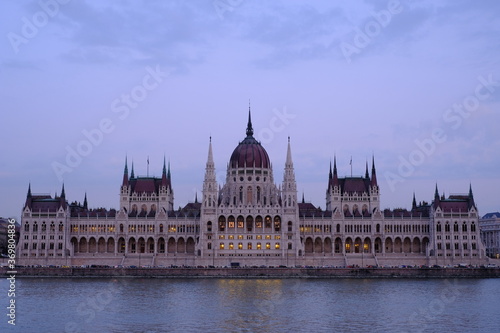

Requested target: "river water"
[{"left": 1, "top": 277, "right": 499, "bottom": 332}]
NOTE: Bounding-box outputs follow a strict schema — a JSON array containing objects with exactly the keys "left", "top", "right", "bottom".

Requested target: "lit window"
[
  {"left": 247, "top": 243, "right": 252, "bottom": 249},
  {"left": 238, "top": 243, "right": 243, "bottom": 249},
  {"left": 266, "top": 243, "right": 271, "bottom": 249},
  {"left": 265, "top": 235, "right": 271, "bottom": 240},
  {"left": 229, "top": 235, "right": 234, "bottom": 240},
  {"left": 257, "top": 235, "right": 262, "bottom": 240},
  {"left": 275, "top": 243, "right": 280, "bottom": 249},
  {"left": 220, "top": 243, "right": 224, "bottom": 249},
  {"left": 238, "top": 235, "right": 243, "bottom": 239},
  {"left": 229, "top": 242, "right": 234, "bottom": 250},
  {"left": 257, "top": 243, "right": 262, "bottom": 250},
  {"left": 219, "top": 235, "right": 225, "bottom": 239},
  {"left": 275, "top": 235, "right": 281, "bottom": 240}
]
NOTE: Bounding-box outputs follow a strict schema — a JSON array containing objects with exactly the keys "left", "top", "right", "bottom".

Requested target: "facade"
[
  {"left": 17, "top": 111, "right": 488, "bottom": 267},
  {"left": 480, "top": 212, "right": 500, "bottom": 259}
]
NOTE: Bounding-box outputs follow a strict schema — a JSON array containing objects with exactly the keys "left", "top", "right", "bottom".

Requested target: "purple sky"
[{"left": 1, "top": 0, "right": 500, "bottom": 221}]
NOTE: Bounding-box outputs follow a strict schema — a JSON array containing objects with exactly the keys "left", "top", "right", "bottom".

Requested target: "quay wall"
[{"left": 2, "top": 267, "right": 500, "bottom": 278}]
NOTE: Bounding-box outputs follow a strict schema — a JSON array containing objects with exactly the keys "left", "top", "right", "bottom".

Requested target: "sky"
[{"left": 1, "top": 0, "right": 500, "bottom": 221}]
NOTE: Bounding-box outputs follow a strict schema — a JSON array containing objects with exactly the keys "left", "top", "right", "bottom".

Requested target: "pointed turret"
[
  {"left": 59, "top": 183, "right": 67, "bottom": 209},
  {"left": 282, "top": 136, "right": 297, "bottom": 208},
  {"left": 130, "top": 162, "right": 135, "bottom": 178},
  {"left": 195, "top": 192, "right": 198, "bottom": 204},
  {"left": 285, "top": 136, "right": 293, "bottom": 168},
  {"left": 246, "top": 106, "right": 254, "bottom": 137},
  {"left": 161, "top": 156, "right": 168, "bottom": 187},
  {"left": 468, "top": 183, "right": 476, "bottom": 210},
  {"left": 412, "top": 192, "right": 417, "bottom": 210},
  {"left": 329, "top": 160, "right": 332, "bottom": 180},
  {"left": 371, "top": 155, "right": 378, "bottom": 186},
  {"left": 24, "top": 183, "right": 32, "bottom": 209},
  {"left": 122, "top": 156, "right": 129, "bottom": 186},
  {"left": 332, "top": 155, "right": 339, "bottom": 187},
  {"left": 365, "top": 160, "right": 369, "bottom": 179},
  {"left": 83, "top": 192, "right": 88, "bottom": 210},
  {"left": 167, "top": 161, "right": 171, "bottom": 180},
  {"left": 302, "top": 192, "right": 305, "bottom": 204},
  {"left": 60, "top": 183, "right": 66, "bottom": 198},
  {"left": 202, "top": 136, "right": 217, "bottom": 210}
]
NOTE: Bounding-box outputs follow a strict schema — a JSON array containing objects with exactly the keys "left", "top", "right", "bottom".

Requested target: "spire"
[
  {"left": 27, "top": 183, "right": 32, "bottom": 197},
  {"left": 83, "top": 192, "right": 88, "bottom": 210},
  {"left": 434, "top": 183, "right": 439, "bottom": 199},
  {"left": 123, "top": 156, "right": 129, "bottom": 186},
  {"left": 468, "top": 183, "right": 476, "bottom": 209},
  {"left": 302, "top": 192, "right": 305, "bottom": 204},
  {"left": 329, "top": 160, "right": 332, "bottom": 180},
  {"left": 25, "top": 183, "right": 32, "bottom": 209},
  {"left": 333, "top": 155, "right": 339, "bottom": 186},
  {"left": 161, "top": 156, "right": 168, "bottom": 187},
  {"left": 365, "top": 160, "right": 369, "bottom": 179},
  {"left": 412, "top": 192, "right": 417, "bottom": 210},
  {"left": 167, "top": 160, "right": 171, "bottom": 179},
  {"left": 246, "top": 105, "right": 254, "bottom": 137},
  {"left": 131, "top": 161, "right": 135, "bottom": 178},
  {"left": 371, "top": 155, "right": 378, "bottom": 186},
  {"left": 195, "top": 192, "right": 198, "bottom": 204},
  {"left": 60, "top": 183, "right": 65, "bottom": 198},
  {"left": 207, "top": 137, "right": 214, "bottom": 167},
  {"left": 285, "top": 136, "right": 293, "bottom": 167}
]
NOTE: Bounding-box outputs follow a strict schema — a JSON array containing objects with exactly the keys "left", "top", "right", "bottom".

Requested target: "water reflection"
[{"left": 1, "top": 278, "right": 499, "bottom": 332}]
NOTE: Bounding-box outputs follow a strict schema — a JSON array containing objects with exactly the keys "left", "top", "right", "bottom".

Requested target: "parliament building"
[{"left": 17, "top": 111, "right": 488, "bottom": 267}]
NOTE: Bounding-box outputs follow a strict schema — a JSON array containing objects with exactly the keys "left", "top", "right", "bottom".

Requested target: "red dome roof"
[
  {"left": 230, "top": 136, "right": 270, "bottom": 169},
  {"left": 229, "top": 110, "right": 271, "bottom": 169}
]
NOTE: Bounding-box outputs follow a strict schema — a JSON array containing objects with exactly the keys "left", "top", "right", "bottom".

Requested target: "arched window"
[
  {"left": 59, "top": 222, "right": 64, "bottom": 232},
  {"left": 445, "top": 222, "right": 450, "bottom": 232},
  {"left": 239, "top": 187, "right": 243, "bottom": 204},
  {"left": 336, "top": 224, "right": 340, "bottom": 233},
  {"left": 462, "top": 222, "right": 467, "bottom": 232},
  {"left": 33, "top": 222, "right": 38, "bottom": 232},
  {"left": 42, "top": 222, "right": 46, "bottom": 232},
  {"left": 454, "top": 222, "right": 459, "bottom": 232},
  {"left": 120, "top": 224, "right": 124, "bottom": 233},
  {"left": 207, "top": 221, "right": 212, "bottom": 232},
  {"left": 376, "top": 224, "right": 380, "bottom": 233},
  {"left": 436, "top": 222, "right": 441, "bottom": 232},
  {"left": 50, "top": 222, "right": 55, "bottom": 232},
  {"left": 288, "top": 221, "right": 293, "bottom": 232},
  {"left": 247, "top": 186, "right": 253, "bottom": 205},
  {"left": 471, "top": 222, "right": 476, "bottom": 232},
  {"left": 24, "top": 222, "right": 29, "bottom": 232},
  {"left": 274, "top": 216, "right": 281, "bottom": 232},
  {"left": 218, "top": 216, "right": 226, "bottom": 231},
  {"left": 257, "top": 187, "right": 261, "bottom": 203},
  {"left": 159, "top": 224, "right": 164, "bottom": 233}
]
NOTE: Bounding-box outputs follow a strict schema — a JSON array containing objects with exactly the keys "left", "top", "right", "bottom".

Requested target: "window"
[
  {"left": 41, "top": 243, "right": 46, "bottom": 250},
  {"left": 32, "top": 243, "right": 37, "bottom": 250},
  {"left": 445, "top": 222, "right": 450, "bottom": 232},
  {"left": 33, "top": 222, "right": 38, "bottom": 232},
  {"left": 207, "top": 243, "right": 212, "bottom": 250},
  {"left": 24, "top": 223, "right": 29, "bottom": 232},
  {"left": 446, "top": 243, "right": 451, "bottom": 250},
  {"left": 220, "top": 243, "right": 224, "bottom": 249},
  {"left": 266, "top": 243, "right": 271, "bottom": 250},
  {"left": 437, "top": 243, "right": 442, "bottom": 250},
  {"left": 265, "top": 216, "right": 272, "bottom": 228},
  {"left": 50, "top": 243, "right": 54, "bottom": 250},
  {"left": 288, "top": 221, "right": 293, "bottom": 232},
  {"left": 454, "top": 222, "right": 459, "bottom": 232},
  {"left": 24, "top": 243, "right": 28, "bottom": 250},
  {"left": 288, "top": 243, "right": 292, "bottom": 250},
  {"left": 247, "top": 243, "right": 252, "bottom": 249},
  {"left": 42, "top": 222, "right": 46, "bottom": 232},
  {"left": 471, "top": 223, "right": 476, "bottom": 232},
  {"left": 257, "top": 242, "right": 262, "bottom": 250},
  {"left": 462, "top": 222, "right": 467, "bottom": 232},
  {"left": 59, "top": 223, "right": 64, "bottom": 232},
  {"left": 207, "top": 221, "right": 212, "bottom": 232},
  {"left": 454, "top": 243, "right": 459, "bottom": 250},
  {"left": 229, "top": 242, "right": 234, "bottom": 250},
  {"left": 58, "top": 243, "right": 63, "bottom": 250},
  {"left": 238, "top": 243, "right": 243, "bottom": 250},
  {"left": 159, "top": 224, "right": 164, "bottom": 233},
  {"left": 436, "top": 223, "right": 441, "bottom": 232},
  {"left": 275, "top": 243, "right": 280, "bottom": 249}
]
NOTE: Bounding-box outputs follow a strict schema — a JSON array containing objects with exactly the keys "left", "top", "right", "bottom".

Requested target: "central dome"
[{"left": 229, "top": 111, "right": 271, "bottom": 169}]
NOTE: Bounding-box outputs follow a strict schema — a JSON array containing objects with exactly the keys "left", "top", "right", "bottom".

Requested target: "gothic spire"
[
  {"left": 246, "top": 106, "right": 254, "bottom": 137},
  {"left": 412, "top": 192, "right": 417, "bottom": 210},
  {"left": 83, "top": 192, "right": 88, "bottom": 210},
  {"left": 161, "top": 155, "right": 168, "bottom": 187},
  {"left": 333, "top": 155, "right": 339, "bottom": 186},
  {"left": 167, "top": 160, "right": 171, "bottom": 180},
  {"left": 123, "top": 156, "right": 129, "bottom": 186},
  {"left": 60, "top": 183, "right": 65, "bottom": 198},
  {"left": 329, "top": 160, "right": 332, "bottom": 180},
  {"left": 371, "top": 155, "right": 378, "bottom": 186},
  {"left": 365, "top": 160, "right": 369, "bottom": 179},
  {"left": 285, "top": 136, "right": 293, "bottom": 167},
  {"left": 27, "top": 183, "right": 32, "bottom": 197},
  {"left": 468, "top": 183, "right": 476, "bottom": 209},
  {"left": 131, "top": 161, "right": 135, "bottom": 178}
]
